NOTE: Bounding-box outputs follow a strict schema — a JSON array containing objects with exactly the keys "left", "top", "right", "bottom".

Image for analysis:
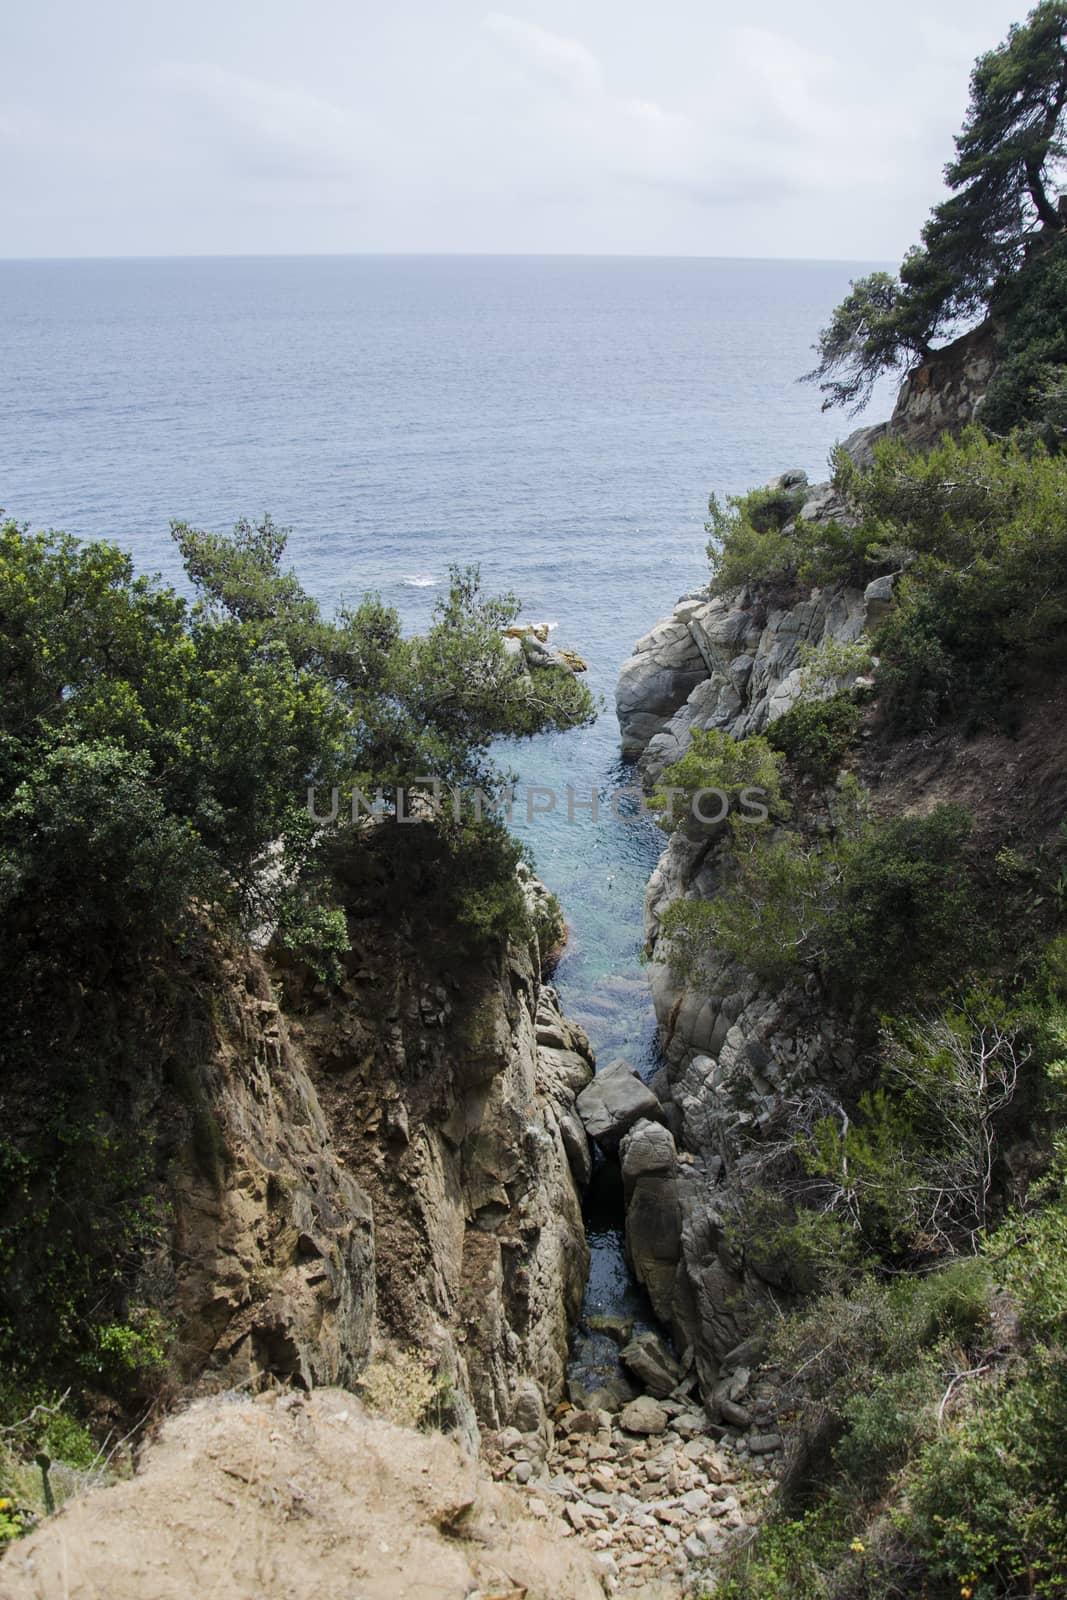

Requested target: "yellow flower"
[
  {"left": 849, "top": 1538, "right": 865, "bottom": 1554},
  {"left": 0, "top": 1499, "right": 11, "bottom": 1511},
  {"left": 961, "top": 1590, "right": 973, "bottom": 1599}
]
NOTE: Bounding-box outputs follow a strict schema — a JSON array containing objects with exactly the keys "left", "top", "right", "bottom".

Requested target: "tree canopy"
[
  {"left": 0, "top": 514, "right": 595, "bottom": 984},
  {"left": 808, "top": 1, "right": 1067, "bottom": 412}
]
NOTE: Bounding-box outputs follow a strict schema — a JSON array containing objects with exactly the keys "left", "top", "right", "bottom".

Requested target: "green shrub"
[
  {"left": 658, "top": 783, "right": 976, "bottom": 1010},
  {"left": 904, "top": 1350, "right": 1067, "bottom": 1600},
  {"left": 768, "top": 693, "right": 866, "bottom": 783},
  {"left": 706, "top": 479, "right": 889, "bottom": 596},
  {"left": 706, "top": 484, "right": 802, "bottom": 593},
  {"left": 651, "top": 727, "right": 789, "bottom": 833},
  {"left": 825, "top": 805, "right": 976, "bottom": 1006},
  {"left": 856, "top": 430, "right": 1067, "bottom": 730}
]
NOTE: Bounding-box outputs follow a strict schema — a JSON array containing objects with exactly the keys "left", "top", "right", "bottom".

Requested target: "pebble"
[{"left": 488, "top": 1384, "right": 780, "bottom": 1593}]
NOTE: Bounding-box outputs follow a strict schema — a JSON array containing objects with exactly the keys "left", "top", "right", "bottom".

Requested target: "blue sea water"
[{"left": 0, "top": 254, "right": 891, "bottom": 1321}]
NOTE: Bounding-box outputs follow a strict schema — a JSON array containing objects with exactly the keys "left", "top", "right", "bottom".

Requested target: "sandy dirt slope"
[{"left": 0, "top": 1390, "right": 608, "bottom": 1600}]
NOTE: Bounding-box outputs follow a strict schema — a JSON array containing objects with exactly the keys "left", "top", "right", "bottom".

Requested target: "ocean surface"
[{"left": 0, "top": 254, "right": 891, "bottom": 1326}]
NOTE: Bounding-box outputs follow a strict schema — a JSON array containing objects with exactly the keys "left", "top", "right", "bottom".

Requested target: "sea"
[{"left": 0, "top": 253, "right": 891, "bottom": 1326}]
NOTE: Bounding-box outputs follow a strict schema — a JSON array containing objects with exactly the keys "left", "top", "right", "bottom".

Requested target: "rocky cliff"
[
  {"left": 611, "top": 471, "right": 880, "bottom": 1405},
  {"left": 0, "top": 864, "right": 593, "bottom": 1457},
  {"left": 281, "top": 902, "right": 594, "bottom": 1445}
]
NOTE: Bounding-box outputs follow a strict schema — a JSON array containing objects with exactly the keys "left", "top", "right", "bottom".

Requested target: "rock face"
[
  {"left": 167, "top": 946, "right": 376, "bottom": 1395},
  {"left": 616, "top": 612, "right": 712, "bottom": 762},
  {"left": 576, "top": 1058, "right": 666, "bottom": 1153},
  {"left": 617, "top": 571, "right": 872, "bottom": 786},
  {"left": 611, "top": 473, "right": 882, "bottom": 1400},
  {"left": 890, "top": 320, "right": 998, "bottom": 449},
  {"left": 284, "top": 886, "right": 594, "bottom": 1441}
]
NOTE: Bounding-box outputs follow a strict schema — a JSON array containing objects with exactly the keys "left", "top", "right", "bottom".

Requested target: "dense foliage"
[{"left": 0, "top": 514, "right": 594, "bottom": 977}]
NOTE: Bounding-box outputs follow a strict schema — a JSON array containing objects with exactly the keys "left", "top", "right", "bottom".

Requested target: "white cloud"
[
  {"left": 484, "top": 13, "right": 605, "bottom": 95},
  {"left": 160, "top": 62, "right": 366, "bottom": 181}
]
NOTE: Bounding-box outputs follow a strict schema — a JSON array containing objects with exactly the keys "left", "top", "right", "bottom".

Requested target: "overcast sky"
[{"left": 0, "top": 0, "right": 1037, "bottom": 259}]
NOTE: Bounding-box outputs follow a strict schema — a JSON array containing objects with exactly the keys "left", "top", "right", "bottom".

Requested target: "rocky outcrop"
[
  {"left": 616, "top": 613, "right": 711, "bottom": 762},
  {"left": 615, "top": 474, "right": 878, "bottom": 787},
  {"left": 167, "top": 945, "right": 377, "bottom": 1395},
  {"left": 611, "top": 477, "right": 882, "bottom": 1400},
  {"left": 890, "top": 319, "right": 998, "bottom": 449},
  {"left": 576, "top": 1058, "right": 666, "bottom": 1153},
  {"left": 281, "top": 880, "right": 594, "bottom": 1442}
]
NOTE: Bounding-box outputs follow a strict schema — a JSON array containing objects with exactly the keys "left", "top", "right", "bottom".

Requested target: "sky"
[{"left": 0, "top": 0, "right": 1039, "bottom": 260}]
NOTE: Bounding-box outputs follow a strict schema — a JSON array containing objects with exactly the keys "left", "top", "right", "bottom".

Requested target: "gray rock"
[
  {"left": 565, "top": 1408, "right": 602, "bottom": 1435},
  {"left": 558, "top": 1108, "right": 592, "bottom": 1189},
  {"left": 747, "top": 1432, "right": 784, "bottom": 1454},
  {"left": 863, "top": 571, "right": 897, "bottom": 621},
  {"left": 619, "top": 1120, "right": 683, "bottom": 1331},
  {"left": 576, "top": 1060, "right": 665, "bottom": 1153},
  {"left": 718, "top": 1398, "right": 752, "bottom": 1429},
  {"left": 768, "top": 467, "right": 808, "bottom": 491},
  {"left": 511, "top": 1378, "right": 546, "bottom": 1436},
  {"left": 618, "top": 1395, "right": 669, "bottom": 1435},
  {"left": 619, "top": 1331, "right": 683, "bottom": 1399},
  {"left": 616, "top": 618, "right": 710, "bottom": 761},
  {"left": 841, "top": 420, "right": 889, "bottom": 470}
]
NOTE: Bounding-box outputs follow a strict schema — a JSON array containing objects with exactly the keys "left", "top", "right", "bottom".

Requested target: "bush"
[
  {"left": 658, "top": 784, "right": 976, "bottom": 1010},
  {"left": 855, "top": 430, "right": 1067, "bottom": 731},
  {"left": 651, "top": 728, "right": 789, "bottom": 833},
  {"left": 767, "top": 693, "right": 866, "bottom": 783},
  {"left": 706, "top": 479, "right": 889, "bottom": 596},
  {"left": 706, "top": 484, "right": 802, "bottom": 593},
  {"left": 904, "top": 1350, "right": 1067, "bottom": 1600},
  {"left": 825, "top": 805, "right": 977, "bottom": 1006},
  {"left": 357, "top": 1347, "right": 440, "bottom": 1429}
]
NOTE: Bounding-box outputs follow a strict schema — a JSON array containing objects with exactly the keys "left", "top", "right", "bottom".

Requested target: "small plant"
[{"left": 356, "top": 1347, "right": 439, "bottom": 1430}]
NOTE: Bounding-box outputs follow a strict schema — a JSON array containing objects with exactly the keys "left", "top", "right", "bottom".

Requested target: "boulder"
[
  {"left": 619, "top": 1330, "right": 683, "bottom": 1399},
  {"left": 615, "top": 618, "right": 709, "bottom": 761},
  {"left": 619, "top": 1119, "right": 683, "bottom": 1329},
  {"left": 558, "top": 1108, "right": 592, "bottom": 1189},
  {"left": 511, "top": 1378, "right": 546, "bottom": 1436},
  {"left": 618, "top": 1395, "right": 669, "bottom": 1435},
  {"left": 576, "top": 1060, "right": 665, "bottom": 1153}
]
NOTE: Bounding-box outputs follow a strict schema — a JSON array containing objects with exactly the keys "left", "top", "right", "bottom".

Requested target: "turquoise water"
[{"left": 0, "top": 254, "right": 891, "bottom": 1328}]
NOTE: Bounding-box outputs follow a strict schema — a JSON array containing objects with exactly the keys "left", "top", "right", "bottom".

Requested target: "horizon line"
[{"left": 0, "top": 249, "right": 892, "bottom": 267}]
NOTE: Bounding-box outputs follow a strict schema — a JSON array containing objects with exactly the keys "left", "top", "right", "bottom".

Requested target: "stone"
[
  {"left": 619, "top": 1120, "right": 682, "bottom": 1329},
  {"left": 511, "top": 1379, "right": 546, "bottom": 1436},
  {"left": 616, "top": 617, "right": 710, "bottom": 761},
  {"left": 619, "top": 1331, "right": 683, "bottom": 1399},
  {"left": 618, "top": 1396, "right": 669, "bottom": 1436},
  {"left": 565, "top": 1409, "right": 602, "bottom": 1436},
  {"left": 863, "top": 571, "right": 897, "bottom": 621},
  {"left": 575, "top": 1060, "right": 665, "bottom": 1153},
  {"left": 768, "top": 467, "right": 808, "bottom": 491},
  {"left": 675, "top": 1412, "right": 708, "bottom": 1440},
  {"left": 747, "top": 1432, "right": 784, "bottom": 1455},
  {"left": 558, "top": 1109, "right": 592, "bottom": 1189},
  {"left": 718, "top": 1398, "right": 752, "bottom": 1429}
]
